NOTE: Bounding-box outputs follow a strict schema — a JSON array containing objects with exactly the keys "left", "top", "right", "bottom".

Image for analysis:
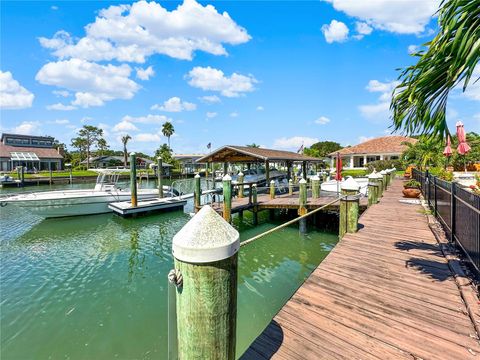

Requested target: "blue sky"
[{"left": 1, "top": 0, "right": 478, "bottom": 154}]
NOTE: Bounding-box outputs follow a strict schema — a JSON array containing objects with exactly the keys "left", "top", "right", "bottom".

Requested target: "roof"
[
  {"left": 82, "top": 155, "right": 172, "bottom": 167},
  {"left": 0, "top": 143, "right": 63, "bottom": 159},
  {"left": 197, "top": 145, "right": 322, "bottom": 163},
  {"left": 1, "top": 133, "right": 54, "bottom": 141},
  {"left": 329, "top": 136, "right": 417, "bottom": 156},
  {"left": 174, "top": 154, "right": 205, "bottom": 161}
]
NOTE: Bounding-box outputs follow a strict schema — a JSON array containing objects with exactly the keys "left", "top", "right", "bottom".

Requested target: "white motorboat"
[
  {"left": 0, "top": 169, "right": 171, "bottom": 218},
  {"left": 321, "top": 177, "right": 369, "bottom": 195}
]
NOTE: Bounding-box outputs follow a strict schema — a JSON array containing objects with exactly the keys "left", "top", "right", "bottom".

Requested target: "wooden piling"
[
  {"left": 265, "top": 160, "right": 270, "bottom": 184},
  {"left": 49, "top": 163, "right": 53, "bottom": 185},
  {"left": 339, "top": 177, "right": 360, "bottom": 239},
  {"left": 172, "top": 206, "right": 239, "bottom": 360},
  {"left": 302, "top": 161, "right": 307, "bottom": 181},
  {"left": 270, "top": 180, "right": 275, "bottom": 199},
  {"left": 298, "top": 179, "right": 307, "bottom": 233},
  {"left": 288, "top": 179, "right": 293, "bottom": 196},
  {"left": 380, "top": 170, "right": 388, "bottom": 191},
  {"left": 223, "top": 174, "right": 232, "bottom": 223},
  {"left": 157, "top": 157, "right": 163, "bottom": 198},
  {"left": 194, "top": 174, "right": 201, "bottom": 213},
  {"left": 252, "top": 184, "right": 258, "bottom": 225},
  {"left": 367, "top": 172, "right": 377, "bottom": 207},
  {"left": 238, "top": 172, "right": 244, "bottom": 198},
  {"left": 130, "top": 152, "right": 137, "bottom": 207},
  {"left": 311, "top": 175, "right": 320, "bottom": 199}
]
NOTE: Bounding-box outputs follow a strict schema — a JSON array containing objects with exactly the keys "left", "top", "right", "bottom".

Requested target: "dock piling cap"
[
  {"left": 373, "top": 172, "right": 384, "bottom": 179},
  {"left": 380, "top": 170, "right": 387, "bottom": 175},
  {"left": 238, "top": 172, "right": 244, "bottom": 177},
  {"left": 270, "top": 179, "right": 275, "bottom": 184},
  {"left": 194, "top": 173, "right": 200, "bottom": 178},
  {"left": 368, "top": 172, "right": 377, "bottom": 179},
  {"left": 299, "top": 178, "right": 307, "bottom": 184},
  {"left": 311, "top": 175, "right": 320, "bottom": 181},
  {"left": 341, "top": 177, "right": 361, "bottom": 191},
  {"left": 172, "top": 205, "right": 240, "bottom": 263},
  {"left": 223, "top": 174, "right": 232, "bottom": 181}
]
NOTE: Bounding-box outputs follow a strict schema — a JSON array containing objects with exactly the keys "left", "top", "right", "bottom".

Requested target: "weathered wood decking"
[
  {"left": 242, "top": 179, "right": 480, "bottom": 359},
  {"left": 211, "top": 191, "right": 368, "bottom": 215}
]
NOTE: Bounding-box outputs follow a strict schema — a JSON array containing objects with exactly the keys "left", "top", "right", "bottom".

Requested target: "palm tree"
[
  {"left": 162, "top": 122, "right": 175, "bottom": 148},
  {"left": 391, "top": 0, "right": 480, "bottom": 139},
  {"left": 246, "top": 143, "right": 260, "bottom": 148},
  {"left": 121, "top": 134, "right": 132, "bottom": 167}
]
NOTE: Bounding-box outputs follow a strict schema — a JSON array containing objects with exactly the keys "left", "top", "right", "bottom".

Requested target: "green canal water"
[{"left": 0, "top": 181, "right": 338, "bottom": 359}]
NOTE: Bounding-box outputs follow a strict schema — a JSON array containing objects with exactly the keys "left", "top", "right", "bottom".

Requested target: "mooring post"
[
  {"left": 380, "top": 170, "right": 388, "bottom": 191},
  {"left": 311, "top": 175, "right": 320, "bottom": 199},
  {"left": 172, "top": 205, "right": 239, "bottom": 360},
  {"left": 237, "top": 172, "right": 244, "bottom": 198},
  {"left": 223, "top": 174, "right": 232, "bottom": 223},
  {"left": 69, "top": 165, "right": 73, "bottom": 184},
  {"left": 288, "top": 179, "right": 293, "bottom": 196},
  {"left": 194, "top": 174, "right": 201, "bottom": 213},
  {"left": 367, "top": 172, "right": 377, "bottom": 207},
  {"left": 375, "top": 171, "right": 384, "bottom": 198},
  {"left": 157, "top": 157, "right": 163, "bottom": 198},
  {"left": 339, "top": 177, "right": 360, "bottom": 239},
  {"left": 385, "top": 169, "right": 391, "bottom": 187},
  {"left": 252, "top": 184, "right": 258, "bottom": 225},
  {"left": 130, "top": 152, "right": 138, "bottom": 207},
  {"left": 49, "top": 163, "right": 53, "bottom": 185},
  {"left": 298, "top": 178, "right": 307, "bottom": 233},
  {"left": 270, "top": 180, "right": 276, "bottom": 199}
]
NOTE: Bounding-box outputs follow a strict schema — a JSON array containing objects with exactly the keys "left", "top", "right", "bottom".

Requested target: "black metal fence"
[{"left": 412, "top": 169, "right": 480, "bottom": 274}]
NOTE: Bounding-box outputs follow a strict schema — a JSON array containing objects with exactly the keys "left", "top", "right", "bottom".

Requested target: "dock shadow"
[
  {"left": 395, "top": 240, "right": 444, "bottom": 257},
  {"left": 240, "top": 320, "right": 284, "bottom": 359}
]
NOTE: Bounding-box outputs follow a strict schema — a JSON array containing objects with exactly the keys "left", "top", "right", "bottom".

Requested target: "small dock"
[
  {"left": 108, "top": 197, "right": 187, "bottom": 217},
  {"left": 242, "top": 180, "right": 480, "bottom": 359}
]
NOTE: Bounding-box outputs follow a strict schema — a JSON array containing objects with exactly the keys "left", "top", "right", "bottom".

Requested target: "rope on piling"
[{"left": 240, "top": 194, "right": 350, "bottom": 248}]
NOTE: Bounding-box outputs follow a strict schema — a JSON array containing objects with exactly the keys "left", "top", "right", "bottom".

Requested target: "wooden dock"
[
  {"left": 241, "top": 180, "right": 480, "bottom": 359},
  {"left": 108, "top": 197, "right": 187, "bottom": 216},
  {"left": 211, "top": 191, "right": 368, "bottom": 215}
]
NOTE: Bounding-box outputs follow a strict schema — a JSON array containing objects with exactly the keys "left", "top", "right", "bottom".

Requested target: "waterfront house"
[
  {"left": 81, "top": 155, "right": 172, "bottom": 174},
  {"left": 328, "top": 135, "right": 417, "bottom": 169},
  {"left": 174, "top": 154, "right": 206, "bottom": 175},
  {"left": 0, "top": 133, "right": 64, "bottom": 172}
]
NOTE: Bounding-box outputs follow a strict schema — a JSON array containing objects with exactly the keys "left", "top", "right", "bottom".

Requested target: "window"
[{"left": 10, "top": 152, "right": 40, "bottom": 161}]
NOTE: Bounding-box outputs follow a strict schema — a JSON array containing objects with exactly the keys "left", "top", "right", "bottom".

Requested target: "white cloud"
[
  {"left": 323, "top": 0, "right": 439, "bottom": 34},
  {"left": 51, "top": 5, "right": 58, "bottom": 10},
  {"left": 53, "top": 90, "right": 70, "bottom": 97},
  {"left": 112, "top": 120, "right": 139, "bottom": 132},
  {"left": 36, "top": 58, "right": 139, "bottom": 107},
  {"left": 12, "top": 121, "right": 40, "bottom": 135},
  {"left": 355, "top": 22, "right": 373, "bottom": 35},
  {"left": 46, "top": 103, "right": 77, "bottom": 111},
  {"left": 199, "top": 95, "right": 221, "bottom": 104},
  {"left": 321, "top": 20, "right": 349, "bottom": 43},
  {"left": 273, "top": 136, "right": 319, "bottom": 150},
  {"left": 206, "top": 112, "right": 217, "bottom": 118},
  {"left": 186, "top": 66, "right": 257, "bottom": 97},
  {"left": 229, "top": 112, "right": 238, "bottom": 118},
  {"left": 135, "top": 133, "right": 161, "bottom": 142},
  {"left": 80, "top": 116, "right": 93, "bottom": 124},
  {"left": 256, "top": 106, "right": 264, "bottom": 111},
  {"left": 38, "top": 0, "right": 250, "bottom": 63},
  {"left": 0, "top": 71, "right": 35, "bottom": 109},
  {"left": 136, "top": 66, "right": 154, "bottom": 80},
  {"left": 408, "top": 45, "right": 420, "bottom": 54},
  {"left": 358, "top": 135, "right": 374, "bottom": 143},
  {"left": 122, "top": 114, "right": 171, "bottom": 124},
  {"left": 48, "top": 119, "right": 70, "bottom": 125},
  {"left": 151, "top": 97, "right": 196, "bottom": 112},
  {"left": 314, "top": 116, "right": 331, "bottom": 125},
  {"left": 359, "top": 79, "right": 400, "bottom": 120},
  {"left": 462, "top": 66, "right": 480, "bottom": 101}
]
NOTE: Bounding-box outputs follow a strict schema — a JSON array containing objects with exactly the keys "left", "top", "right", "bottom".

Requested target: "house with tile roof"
[
  {"left": 328, "top": 135, "right": 417, "bottom": 169},
  {"left": 0, "top": 133, "right": 64, "bottom": 172}
]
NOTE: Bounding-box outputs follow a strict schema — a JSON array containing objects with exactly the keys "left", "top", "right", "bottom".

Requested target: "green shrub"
[
  {"left": 404, "top": 179, "right": 421, "bottom": 189},
  {"left": 366, "top": 159, "right": 404, "bottom": 172},
  {"left": 341, "top": 169, "right": 367, "bottom": 177}
]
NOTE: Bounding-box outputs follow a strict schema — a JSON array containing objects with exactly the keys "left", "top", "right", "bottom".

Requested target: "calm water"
[{"left": 0, "top": 181, "right": 337, "bottom": 359}]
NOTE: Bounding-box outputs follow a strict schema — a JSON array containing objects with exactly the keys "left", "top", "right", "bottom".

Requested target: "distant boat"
[{"left": 1, "top": 169, "right": 174, "bottom": 218}]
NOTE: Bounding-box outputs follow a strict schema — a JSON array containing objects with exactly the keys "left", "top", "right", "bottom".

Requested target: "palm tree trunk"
[{"left": 124, "top": 144, "right": 127, "bottom": 167}]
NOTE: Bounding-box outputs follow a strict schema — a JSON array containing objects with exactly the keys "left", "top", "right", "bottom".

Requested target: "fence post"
[
  {"left": 252, "top": 184, "right": 258, "bottom": 225},
  {"left": 172, "top": 205, "right": 239, "bottom": 360},
  {"left": 237, "top": 172, "right": 244, "bottom": 198},
  {"left": 157, "top": 157, "right": 163, "bottom": 198},
  {"left": 425, "top": 169, "right": 430, "bottom": 204},
  {"left": 223, "top": 175, "right": 232, "bottom": 223},
  {"left": 298, "top": 179, "right": 307, "bottom": 233},
  {"left": 339, "top": 178, "right": 360, "bottom": 239},
  {"left": 311, "top": 175, "right": 320, "bottom": 199},
  {"left": 288, "top": 179, "right": 293, "bottom": 196},
  {"left": 194, "top": 174, "right": 201, "bottom": 213},
  {"left": 270, "top": 180, "right": 276, "bottom": 199},
  {"left": 451, "top": 182, "right": 456, "bottom": 243},
  {"left": 433, "top": 176, "right": 438, "bottom": 216},
  {"left": 130, "top": 152, "right": 137, "bottom": 207}
]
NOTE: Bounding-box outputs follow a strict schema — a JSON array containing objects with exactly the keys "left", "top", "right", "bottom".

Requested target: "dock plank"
[{"left": 242, "top": 179, "right": 480, "bottom": 359}]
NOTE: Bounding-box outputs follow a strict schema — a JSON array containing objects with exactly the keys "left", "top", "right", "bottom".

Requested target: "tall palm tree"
[
  {"left": 121, "top": 134, "right": 132, "bottom": 167},
  {"left": 391, "top": 0, "right": 480, "bottom": 139},
  {"left": 162, "top": 122, "right": 175, "bottom": 148}
]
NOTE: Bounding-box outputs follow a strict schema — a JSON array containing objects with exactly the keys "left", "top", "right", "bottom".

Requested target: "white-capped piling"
[
  {"left": 223, "top": 174, "right": 232, "bottom": 223},
  {"left": 311, "top": 175, "right": 320, "bottom": 199},
  {"left": 194, "top": 174, "right": 201, "bottom": 213},
  {"left": 130, "top": 153, "right": 137, "bottom": 207},
  {"left": 298, "top": 178, "right": 308, "bottom": 233},
  {"left": 270, "top": 180, "right": 276, "bottom": 199},
  {"left": 288, "top": 179, "right": 293, "bottom": 196},
  {"left": 157, "top": 157, "right": 163, "bottom": 197},
  {"left": 238, "top": 172, "right": 244, "bottom": 198},
  {"left": 339, "top": 177, "right": 360, "bottom": 238},
  {"left": 172, "top": 205, "right": 239, "bottom": 360}
]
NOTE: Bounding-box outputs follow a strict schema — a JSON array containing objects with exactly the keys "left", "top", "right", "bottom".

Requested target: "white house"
[{"left": 328, "top": 135, "right": 417, "bottom": 169}]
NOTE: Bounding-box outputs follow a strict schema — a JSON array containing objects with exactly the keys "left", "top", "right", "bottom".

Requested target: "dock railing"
[{"left": 412, "top": 169, "right": 480, "bottom": 274}]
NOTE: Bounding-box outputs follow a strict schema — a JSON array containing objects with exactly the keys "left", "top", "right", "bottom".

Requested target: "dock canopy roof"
[{"left": 196, "top": 145, "right": 322, "bottom": 163}]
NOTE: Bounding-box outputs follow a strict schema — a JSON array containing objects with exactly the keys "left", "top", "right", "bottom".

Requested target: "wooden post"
[
  {"left": 302, "top": 161, "right": 307, "bottom": 181},
  {"left": 69, "top": 166, "right": 73, "bottom": 184},
  {"left": 451, "top": 182, "right": 456, "bottom": 243},
  {"left": 49, "top": 162, "right": 53, "bottom": 185},
  {"left": 339, "top": 177, "right": 360, "bottom": 239},
  {"left": 380, "top": 170, "right": 387, "bottom": 191},
  {"left": 298, "top": 179, "right": 307, "bottom": 233},
  {"left": 238, "top": 172, "right": 244, "bottom": 198},
  {"left": 252, "top": 184, "right": 258, "bottom": 225},
  {"left": 367, "top": 172, "right": 377, "bottom": 207},
  {"left": 265, "top": 160, "right": 270, "bottom": 184},
  {"left": 433, "top": 176, "right": 437, "bottom": 216},
  {"left": 270, "top": 180, "right": 275, "bottom": 199},
  {"left": 311, "top": 175, "right": 320, "bottom": 199},
  {"left": 130, "top": 152, "right": 137, "bottom": 207},
  {"left": 223, "top": 162, "right": 228, "bottom": 176},
  {"left": 194, "top": 174, "right": 201, "bottom": 213},
  {"left": 286, "top": 161, "right": 292, "bottom": 182},
  {"left": 157, "top": 157, "right": 163, "bottom": 198},
  {"left": 223, "top": 174, "right": 232, "bottom": 223},
  {"left": 19, "top": 166, "right": 24, "bottom": 186},
  {"left": 172, "top": 206, "right": 239, "bottom": 360},
  {"left": 288, "top": 179, "right": 293, "bottom": 196}
]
